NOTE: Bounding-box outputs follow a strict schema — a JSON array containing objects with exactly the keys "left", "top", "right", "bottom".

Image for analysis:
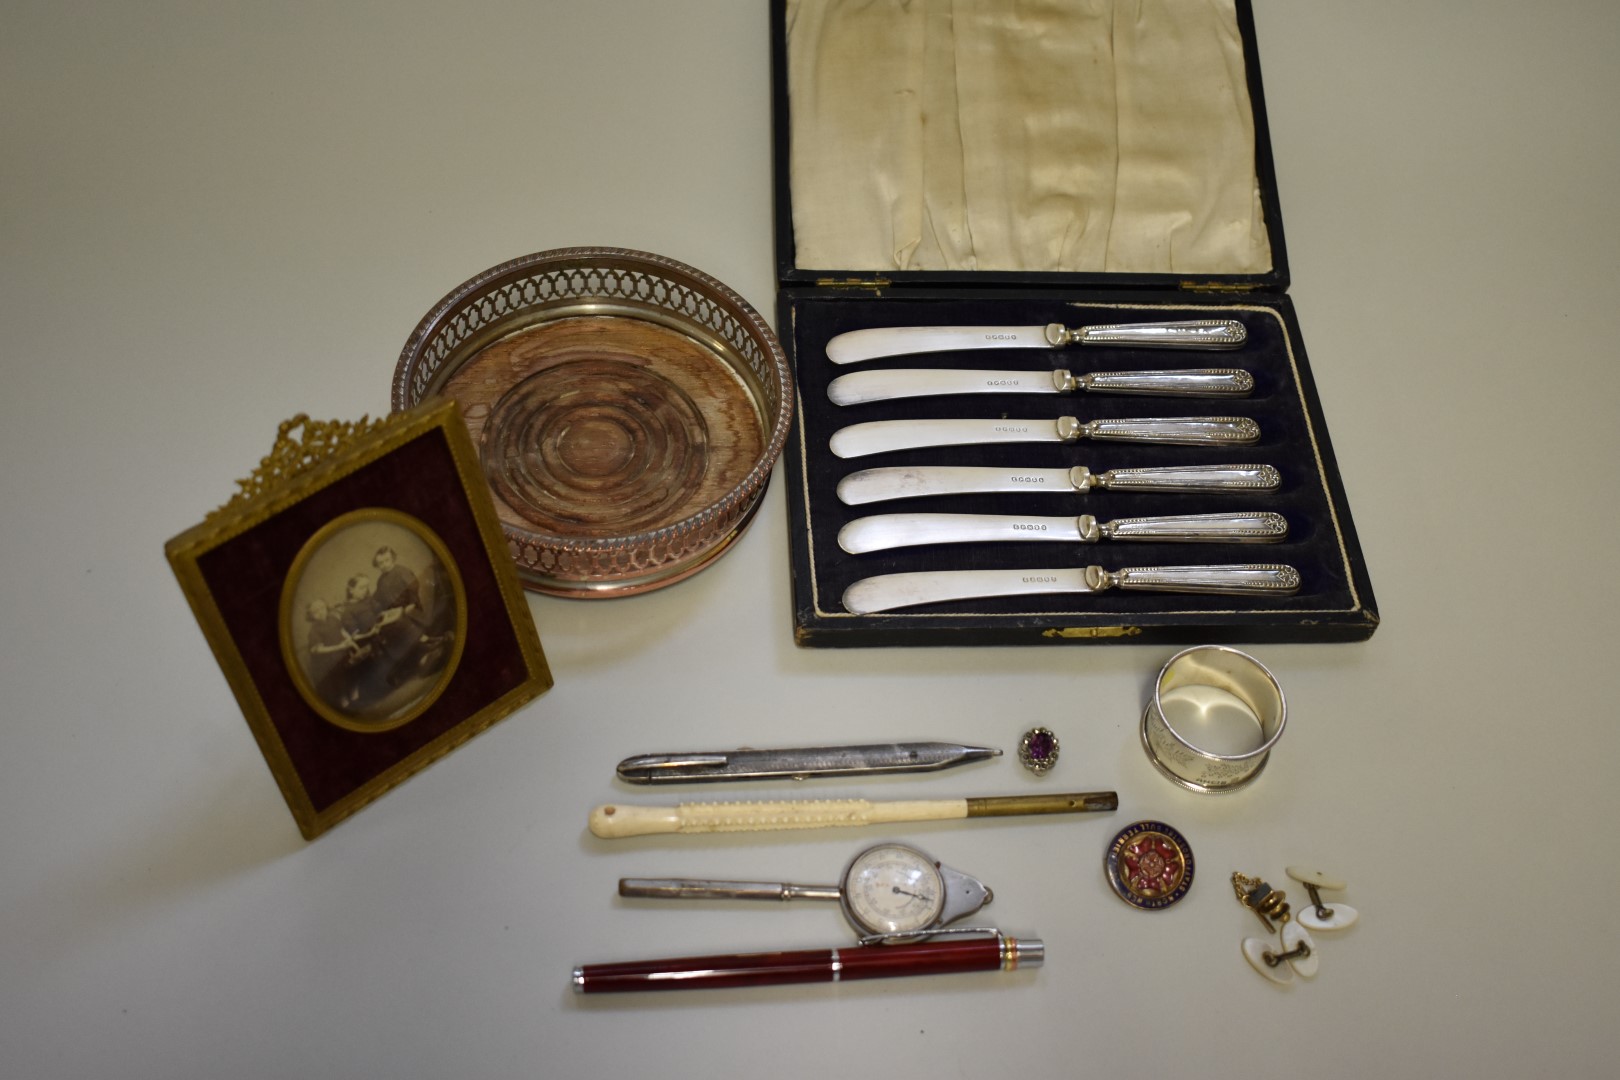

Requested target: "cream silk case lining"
[{"left": 786, "top": 0, "right": 1272, "bottom": 275}]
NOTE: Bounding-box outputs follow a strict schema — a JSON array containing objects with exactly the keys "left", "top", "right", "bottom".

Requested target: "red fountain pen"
[{"left": 572, "top": 931, "right": 1043, "bottom": 994}]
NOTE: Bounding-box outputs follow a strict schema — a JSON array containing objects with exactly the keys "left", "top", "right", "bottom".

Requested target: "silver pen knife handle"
[
  {"left": 1091, "top": 463, "right": 1280, "bottom": 493},
  {"left": 1065, "top": 416, "right": 1260, "bottom": 445},
  {"left": 1103, "top": 563, "right": 1302, "bottom": 596},
  {"left": 1075, "top": 369, "right": 1253, "bottom": 396},
  {"left": 1064, "top": 319, "right": 1248, "bottom": 349},
  {"left": 618, "top": 879, "right": 841, "bottom": 902},
  {"left": 1097, "top": 511, "right": 1288, "bottom": 543}
]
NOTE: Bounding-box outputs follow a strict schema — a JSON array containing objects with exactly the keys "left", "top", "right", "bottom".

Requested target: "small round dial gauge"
[{"left": 839, "top": 843, "right": 947, "bottom": 937}]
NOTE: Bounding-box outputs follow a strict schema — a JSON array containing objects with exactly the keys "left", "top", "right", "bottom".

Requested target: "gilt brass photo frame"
[{"left": 166, "top": 399, "right": 552, "bottom": 839}]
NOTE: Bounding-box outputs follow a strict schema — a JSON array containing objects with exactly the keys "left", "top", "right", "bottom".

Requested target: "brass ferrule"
[{"left": 965, "top": 792, "right": 1119, "bottom": 817}]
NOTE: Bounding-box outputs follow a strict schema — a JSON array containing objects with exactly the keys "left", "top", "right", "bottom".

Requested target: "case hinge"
[
  {"left": 1178, "top": 280, "right": 1261, "bottom": 294},
  {"left": 814, "top": 277, "right": 891, "bottom": 289}
]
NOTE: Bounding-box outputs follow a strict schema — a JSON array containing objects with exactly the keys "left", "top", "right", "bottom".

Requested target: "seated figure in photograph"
[
  {"left": 371, "top": 545, "right": 454, "bottom": 686},
  {"left": 303, "top": 598, "right": 362, "bottom": 707},
  {"left": 321, "top": 548, "right": 458, "bottom": 716}
]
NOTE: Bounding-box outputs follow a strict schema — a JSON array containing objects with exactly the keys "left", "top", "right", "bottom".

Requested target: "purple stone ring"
[{"left": 1018, "top": 727, "right": 1060, "bottom": 775}]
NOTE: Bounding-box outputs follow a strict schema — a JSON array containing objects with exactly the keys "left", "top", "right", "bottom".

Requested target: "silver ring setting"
[{"left": 1018, "top": 727, "right": 1060, "bottom": 775}]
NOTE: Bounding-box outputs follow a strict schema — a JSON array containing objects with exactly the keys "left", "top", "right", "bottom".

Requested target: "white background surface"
[{"left": 4, "top": 2, "right": 1618, "bottom": 1077}]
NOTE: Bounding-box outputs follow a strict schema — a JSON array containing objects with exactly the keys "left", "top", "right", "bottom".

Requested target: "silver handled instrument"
[
  {"left": 619, "top": 842, "right": 994, "bottom": 940},
  {"left": 616, "top": 741, "right": 1001, "bottom": 784},
  {"left": 842, "top": 563, "right": 1302, "bottom": 614},
  {"left": 827, "top": 320, "right": 1247, "bottom": 365},
  {"left": 829, "top": 416, "right": 1261, "bottom": 458},
  {"left": 827, "top": 367, "right": 1252, "bottom": 405},
  {"left": 836, "top": 463, "right": 1281, "bottom": 505},
  {"left": 838, "top": 511, "right": 1288, "bottom": 554}
]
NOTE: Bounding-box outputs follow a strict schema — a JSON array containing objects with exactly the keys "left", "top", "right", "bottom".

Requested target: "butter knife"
[
  {"left": 828, "top": 367, "right": 1252, "bottom": 405},
  {"left": 842, "top": 563, "right": 1302, "bottom": 614},
  {"left": 838, "top": 511, "right": 1288, "bottom": 554},
  {"left": 836, "top": 464, "right": 1282, "bottom": 505},
  {"left": 827, "top": 320, "right": 1247, "bottom": 365},
  {"left": 829, "top": 416, "right": 1260, "bottom": 458}
]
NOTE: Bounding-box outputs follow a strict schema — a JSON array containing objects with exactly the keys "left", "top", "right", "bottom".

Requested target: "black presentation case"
[{"left": 770, "top": 0, "right": 1378, "bottom": 647}]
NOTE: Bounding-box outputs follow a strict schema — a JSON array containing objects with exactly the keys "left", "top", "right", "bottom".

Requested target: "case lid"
[{"left": 771, "top": 0, "right": 1288, "bottom": 292}]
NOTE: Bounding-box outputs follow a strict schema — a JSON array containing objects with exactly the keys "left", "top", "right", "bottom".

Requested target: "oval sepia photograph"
[{"left": 280, "top": 509, "right": 467, "bottom": 733}]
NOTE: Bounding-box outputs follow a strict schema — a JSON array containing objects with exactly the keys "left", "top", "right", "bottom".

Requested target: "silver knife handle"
[
  {"left": 1075, "top": 368, "right": 1253, "bottom": 396},
  {"left": 619, "top": 879, "right": 842, "bottom": 902},
  {"left": 1097, "top": 511, "right": 1288, "bottom": 543},
  {"left": 1090, "top": 463, "right": 1281, "bottom": 493},
  {"left": 1066, "top": 416, "right": 1260, "bottom": 445},
  {"left": 1102, "top": 563, "right": 1302, "bottom": 596},
  {"left": 1063, "top": 319, "right": 1248, "bottom": 349}
]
